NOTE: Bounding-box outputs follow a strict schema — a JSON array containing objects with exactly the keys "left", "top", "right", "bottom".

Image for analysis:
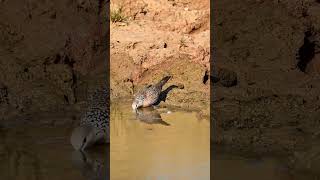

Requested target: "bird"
[
  {"left": 132, "top": 75, "right": 171, "bottom": 110},
  {"left": 70, "top": 86, "right": 109, "bottom": 151},
  {"left": 87, "top": 86, "right": 109, "bottom": 111}
]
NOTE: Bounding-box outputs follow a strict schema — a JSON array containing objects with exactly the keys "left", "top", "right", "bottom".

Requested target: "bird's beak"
[
  {"left": 80, "top": 144, "right": 86, "bottom": 152},
  {"left": 132, "top": 107, "right": 138, "bottom": 113}
]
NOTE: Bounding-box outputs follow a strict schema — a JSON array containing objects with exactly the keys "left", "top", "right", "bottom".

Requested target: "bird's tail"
[{"left": 156, "top": 76, "right": 171, "bottom": 88}]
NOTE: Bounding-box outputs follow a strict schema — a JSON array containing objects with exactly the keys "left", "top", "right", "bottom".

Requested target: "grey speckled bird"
[
  {"left": 132, "top": 76, "right": 171, "bottom": 110},
  {"left": 71, "top": 86, "right": 109, "bottom": 151},
  {"left": 88, "top": 87, "right": 109, "bottom": 111}
]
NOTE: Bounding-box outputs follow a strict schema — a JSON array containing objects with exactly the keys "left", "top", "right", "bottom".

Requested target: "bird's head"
[
  {"left": 132, "top": 101, "right": 137, "bottom": 110},
  {"left": 131, "top": 100, "right": 143, "bottom": 111},
  {"left": 70, "top": 125, "right": 97, "bottom": 151}
]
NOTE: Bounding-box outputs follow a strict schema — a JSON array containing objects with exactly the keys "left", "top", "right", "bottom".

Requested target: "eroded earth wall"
[{"left": 0, "top": 0, "right": 109, "bottom": 118}]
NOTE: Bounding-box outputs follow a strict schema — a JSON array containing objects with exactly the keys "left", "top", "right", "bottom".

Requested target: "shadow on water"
[{"left": 0, "top": 113, "right": 109, "bottom": 180}]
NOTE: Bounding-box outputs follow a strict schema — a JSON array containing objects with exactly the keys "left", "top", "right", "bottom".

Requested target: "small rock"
[{"left": 177, "top": 83, "right": 184, "bottom": 89}]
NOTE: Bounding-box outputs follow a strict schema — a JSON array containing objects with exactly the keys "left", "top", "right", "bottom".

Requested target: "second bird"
[{"left": 132, "top": 76, "right": 171, "bottom": 110}]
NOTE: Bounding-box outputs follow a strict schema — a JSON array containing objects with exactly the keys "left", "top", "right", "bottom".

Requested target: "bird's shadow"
[{"left": 154, "top": 85, "right": 181, "bottom": 106}]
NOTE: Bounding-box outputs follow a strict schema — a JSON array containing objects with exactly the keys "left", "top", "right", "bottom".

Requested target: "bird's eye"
[{"left": 83, "top": 137, "right": 87, "bottom": 144}]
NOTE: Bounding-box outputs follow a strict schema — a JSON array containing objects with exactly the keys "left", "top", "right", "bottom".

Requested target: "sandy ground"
[{"left": 110, "top": 0, "right": 210, "bottom": 115}]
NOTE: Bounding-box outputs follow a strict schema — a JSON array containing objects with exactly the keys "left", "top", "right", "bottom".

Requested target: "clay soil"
[
  {"left": 212, "top": 0, "right": 320, "bottom": 175},
  {"left": 0, "top": 0, "right": 109, "bottom": 118},
  {"left": 110, "top": 0, "right": 210, "bottom": 116},
  {"left": 1, "top": 0, "right": 320, "bottom": 175}
]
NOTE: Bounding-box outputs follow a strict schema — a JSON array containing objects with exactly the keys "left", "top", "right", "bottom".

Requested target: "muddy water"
[
  {"left": 212, "top": 148, "right": 318, "bottom": 180},
  {"left": 1, "top": 106, "right": 317, "bottom": 180},
  {"left": 0, "top": 113, "right": 108, "bottom": 180},
  {"left": 110, "top": 100, "right": 210, "bottom": 180}
]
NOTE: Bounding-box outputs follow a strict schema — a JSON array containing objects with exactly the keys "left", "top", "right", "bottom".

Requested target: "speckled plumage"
[
  {"left": 71, "top": 86, "right": 109, "bottom": 150},
  {"left": 80, "top": 107, "right": 109, "bottom": 143},
  {"left": 87, "top": 87, "right": 109, "bottom": 111},
  {"left": 132, "top": 76, "right": 171, "bottom": 110}
]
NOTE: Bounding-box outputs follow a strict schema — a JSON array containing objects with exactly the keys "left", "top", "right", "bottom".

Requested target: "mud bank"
[
  {"left": 212, "top": 0, "right": 320, "bottom": 173},
  {"left": 0, "top": 0, "right": 109, "bottom": 118},
  {"left": 110, "top": 0, "right": 210, "bottom": 114}
]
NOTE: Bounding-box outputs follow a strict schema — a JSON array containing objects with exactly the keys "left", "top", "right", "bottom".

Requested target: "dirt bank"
[
  {"left": 2, "top": 0, "right": 320, "bottom": 174},
  {"left": 212, "top": 0, "right": 320, "bottom": 173},
  {"left": 0, "top": 0, "right": 109, "bottom": 118},
  {"left": 110, "top": 0, "right": 210, "bottom": 114}
]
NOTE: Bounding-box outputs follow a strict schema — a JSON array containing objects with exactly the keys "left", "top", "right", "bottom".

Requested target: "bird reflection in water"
[
  {"left": 134, "top": 107, "right": 170, "bottom": 129},
  {"left": 71, "top": 146, "right": 109, "bottom": 180}
]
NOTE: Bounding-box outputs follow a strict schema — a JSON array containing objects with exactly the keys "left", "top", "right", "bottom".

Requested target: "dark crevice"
[
  {"left": 203, "top": 70, "right": 209, "bottom": 84},
  {"left": 297, "top": 30, "right": 316, "bottom": 72},
  {"left": 71, "top": 71, "right": 77, "bottom": 103},
  {"left": 98, "top": 0, "right": 104, "bottom": 14},
  {"left": 64, "top": 95, "right": 69, "bottom": 104},
  {"left": 63, "top": 54, "right": 69, "bottom": 63},
  {"left": 54, "top": 54, "right": 61, "bottom": 64},
  {"left": 63, "top": 55, "right": 75, "bottom": 68},
  {"left": 53, "top": 53, "right": 76, "bottom": 68},
  {"left": 302, "top": 9, "right": 308, "bottom": 17},
  {"left": 72, "top": 72, "right": 77, "bottom": 85},
  {"left": 210, "top": 74, "right": 220, "bottom": 83}
]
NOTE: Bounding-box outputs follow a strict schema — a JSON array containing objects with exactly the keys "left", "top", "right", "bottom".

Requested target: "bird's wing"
[{"left": 134, "top": 84, "right": 152, "bottom": 97}]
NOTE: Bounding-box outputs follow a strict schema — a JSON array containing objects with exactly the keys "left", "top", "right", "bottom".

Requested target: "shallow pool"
[{"left": 110, "top": 100, "right": 210, "bottom": 180}]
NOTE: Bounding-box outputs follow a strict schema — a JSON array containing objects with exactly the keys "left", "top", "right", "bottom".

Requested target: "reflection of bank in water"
[
  {"left": 71, "top": 146, "right": 109, "bottom": 180},
  {"left": 0, "top": 119, "right": 92, "bottom": 180},
  {"left": 134, "top": 107, "right": 170, "bottom": 127}
]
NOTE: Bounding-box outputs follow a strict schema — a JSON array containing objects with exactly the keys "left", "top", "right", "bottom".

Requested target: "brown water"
[
  {"left": 0, "top": 113, "right": 108, "bottom": 180},
  {"left": 212, "top": 147, "right": 319, "bottom": 180},
  {"left": 110, "top": 100, "right": 210, "bottom": 180},
  {"left": 0, "top": 104, "right": 318, "bottom": 180},
  {"left": 110, "top": 100, "right": 319, "bottom": 180}
]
